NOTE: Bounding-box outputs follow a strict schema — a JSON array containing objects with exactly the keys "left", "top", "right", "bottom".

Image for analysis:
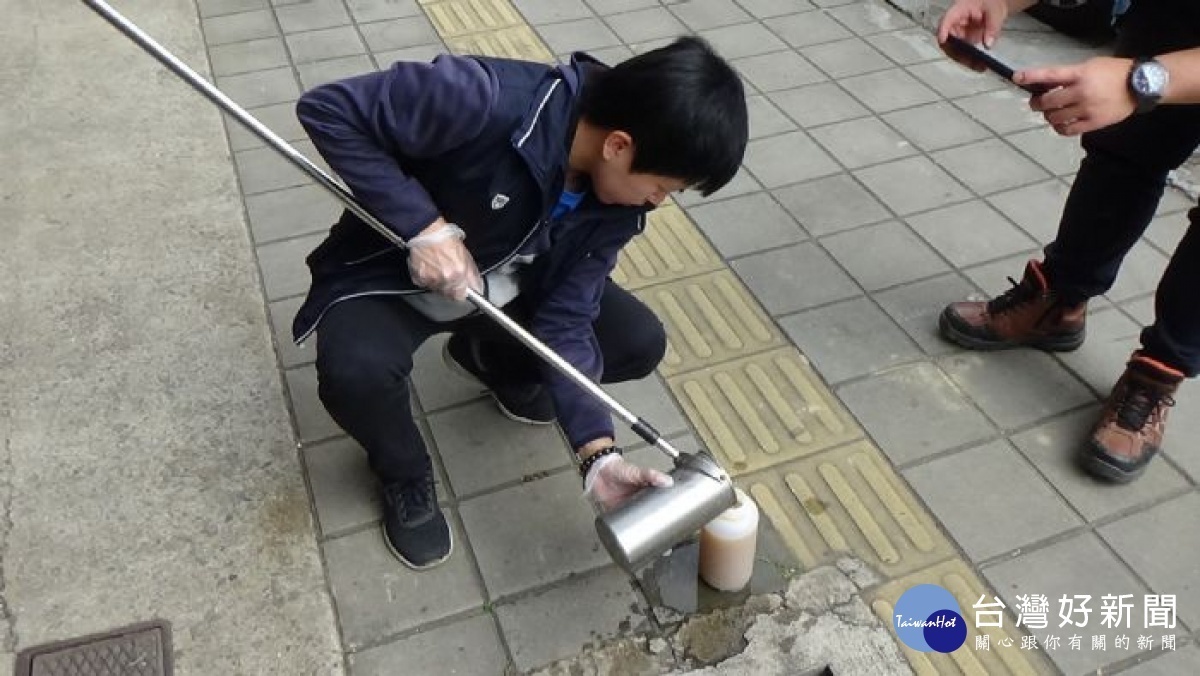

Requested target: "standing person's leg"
[{"left": 315, "top": 295, "right": 452, "bottom": 568}]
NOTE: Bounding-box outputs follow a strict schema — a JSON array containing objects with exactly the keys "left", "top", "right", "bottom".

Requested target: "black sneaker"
[
  {"left": 443, "top": 333, "right": 556, "bottom": 425},
  {"left": 381, "top": 475, "right": 452, "bottom": 570}
]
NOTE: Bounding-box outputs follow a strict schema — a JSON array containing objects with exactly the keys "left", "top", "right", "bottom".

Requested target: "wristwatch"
[{"left": 1129, "top": 57, "right": 1169, "bottom": 114}]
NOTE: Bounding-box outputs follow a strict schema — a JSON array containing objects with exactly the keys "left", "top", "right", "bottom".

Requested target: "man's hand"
[
  {"left": 584, "top": 454, "right": 674, "bottom": 512},
  {"left": 406, "top": 219, "right": 483, "bottom": 301},
  {"left": 937, "top": 0, "right": 1013, "bottom": 60},
  {"left": 1018, "top": 57, "right": 1137, "bottom": 136}
]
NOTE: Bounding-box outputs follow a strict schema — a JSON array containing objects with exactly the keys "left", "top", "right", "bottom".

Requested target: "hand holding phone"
[{"left": 944, "top": 35, "right": 1051, "bottom": 96}]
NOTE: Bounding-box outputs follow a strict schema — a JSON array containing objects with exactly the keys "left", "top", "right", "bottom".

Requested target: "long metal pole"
[{"left": 82, "top": 0, "right": 680, "bottom": 459}]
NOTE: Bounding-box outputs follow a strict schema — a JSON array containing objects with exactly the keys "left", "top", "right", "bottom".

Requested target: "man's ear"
[{"left": 601, "top": 130, "right": 633, "bottom": 161}]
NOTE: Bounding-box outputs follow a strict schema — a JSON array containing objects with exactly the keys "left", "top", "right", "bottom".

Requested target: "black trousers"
[
  {"left": 314, "top": 281, "right": 666, "bottom": 485},
  {"left": 1042, "top": 0, "right": 1200, "bottom": 375}
]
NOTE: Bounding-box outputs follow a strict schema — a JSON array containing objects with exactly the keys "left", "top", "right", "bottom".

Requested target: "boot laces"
[
  {"left": 986, "top": 276, "right": 1040, "bottom": 315},
  {"left": 1113, "top": 379, "right": 1175, "bottom": 432},
  {"left": 385, "top": 474, "right": 436, "bottom": 524}
]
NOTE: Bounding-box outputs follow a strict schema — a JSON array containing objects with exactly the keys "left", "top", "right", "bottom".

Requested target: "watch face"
[{"left": 1134, "top": 61, "right": 1169, "bottom": 97}]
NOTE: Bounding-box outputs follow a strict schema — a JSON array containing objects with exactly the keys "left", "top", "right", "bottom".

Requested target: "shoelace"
[
  {"left": 384, "top": 476, "right": 435, "bottom": 524},
  {"left": 986, "top": 276, "right": 1039, "bottom": 315},
  {"left": 1114, "top": 380, "right": 1176, "bottom": 432}
]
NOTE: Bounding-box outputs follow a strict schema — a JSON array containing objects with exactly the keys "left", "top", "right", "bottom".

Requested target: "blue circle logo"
[{"left": 893, "top": 584, "right": 967, "bottom": 653}]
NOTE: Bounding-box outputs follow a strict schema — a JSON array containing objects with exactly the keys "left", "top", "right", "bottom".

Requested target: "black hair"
[{"left": 579, "top": 36, "right": 748, "bottom": 196}]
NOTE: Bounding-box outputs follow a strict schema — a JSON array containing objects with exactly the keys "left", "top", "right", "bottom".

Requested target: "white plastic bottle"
[{"left": 698, "top": 488, "right": 759, "bottom": 592}]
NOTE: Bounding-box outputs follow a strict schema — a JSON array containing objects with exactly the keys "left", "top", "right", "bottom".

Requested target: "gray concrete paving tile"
[
  {"left": 202, "top": 9, "right": 279, "bottom": 46},
  {"left": 1144, "top": 210, "right": 1189, "bottom": 256},
  {"left": 602, "top": 7, "right": 687, "bottom": 45},
  {"left": 1119, "top": 294, "right": 1155, "bottom": 327},
  {"left": 820, "top": 220, "right": 947, "bottom": 291},
  {"left": 1162, "top": 381, "right": 1200, "bottom": 482},
  {"left": 429, "top": 400, "right": 570, "bottom": 497},
  {"left": 459, "top": 471, "right": 609, "bottom": 598},
  {"left": 298, "top": 54, "right": 377, "bottom": 89},
  {"left": 931, "top": 137, "right": 1051, "bottom": 196},
  {"left": 1105, "top": 240, "right": 1168, "bottom": 304},
  {"left": 882, "top": 101, "right": 991, "bottom": 152},
  {"left": 771, "top": 173, "right": 890, "bottom": 236},
  {"left": 953, "top": 88, "right": 1046, "bottom": 134},
  {"left": 808, "top": 117, "right": 917, "bottom": 169},
  {"left": 346, "top": 0, "right": 422, "bottom": 23},
  {"left": 906, "top": 200, "right": 1037, "bottom": 268},
  {"left": 778, "top": 296, "right": 923, "bottom": 384},
  {"left": 746, "top": 95, "right": 797, "bottom": 140},
  {"left": 324, "top": 510, "right": 486, "bottom": 649},
  {"left": 986, "top": 178, "right": 1071, "bottom": 245},
  {"left": 826, "top": 0, "right": 914, "bottom": 35},
  {"left": 235, "top": 144, "right": 312, "bottom": 194},
  {"left": 224, "top": 101, "right": 308, "bottom": 152},
  {"left": 571, "top": 44, "right": 634, "bottom": 65},
  {"left": 209, "top": 37, "right": 290, "bottom": 76},
  {"left": 869, "top": 26, "right": 943, "bottom": 65},
  {"left": 840, "top": 67, "right": 941, "bottom": 113},
  {"left": 800, "top": 37, "right": 892, "bottom": 78},
  {"left": 349, "top": 613, "right": 507, "bottom": 676},
  {"left": 285, "top": 363, "right": 343, "bottom": 442},
  {"left": 688, "top": 192, "right": 807, "bottom": 257},
  {"left": 838, "top": 361, "right": 994, "bottom": 465},
  {"left": 961, "top": 252, "right": 1040, "bottom": 298},
  {"left": 603, "top": 374, "right": 691, "bottom": 449},
  {"left": 874, "top": 273, "right": 980, "bottom": 356},
  {"left": 1120, "top": 645, "right": 1200, "bottom": 676},
  {"left": 245, "top": 183, "right": 340, "bottom": 244},
  {"left": 667, "top": 0, "right": 752, "bottom": 31},
  {"left": 1005, "top": 126, "right": 1085, "bottom": 177},
  {"left": 1056, "top": 308, "right": 1141, "bottom": 394},
  {"left": 513, "top": 0, "right": 594, "bottom": 24},
  {"left": 621, "top": 36, "right": 676, "bottom": 54},
  {"left": 981, "top": 532, "right": 1156, "bottom": 675},
  {"left": 854, "top": 155, "right": 972, "bottom": 216},
  {"left": 769, "top": 82, "right": 870, "bottom": 129},
  {"left": 258, "top": 231, "right": 326, "bottom": 301},
  {"left": 275, "top": 0, "right": 352, "bottom": 33},
  {"left": 496, "top": 567, "right": 648, "bottom": 672},
  {"left": 199, "top": 0, "right": 268, "bottom": 18},
  {"left": 938, "top": 350, "right": 1094, "bottom": 430},
  {"left": 358, "top": 16, "right": 440, "bottom": 52},
  {"left": 216, "top": 66, "right": 300, "bottom": 108},
  {"left": 1011, "top": 408, "right": 1191, "bottom": 523},
  {"left": 733, "top": 50, "right": 825, "bottom": 93},
  {"left": 674, "top": 166, "right": 762, "bottom": 207},
  {"left": 303, "top": 431, "right": 453, "bottom": 538},
  {"left": 1158, "top": 186, "right": 1197, "bottom": 214},
  {"left": 738, "top": 0, "right": 813, "bottom": 19},
  {"left": 730, "top": 241, "right": 859, "bottom": 316},
  {"left": 743, "top": 130, "right": 840, "bottom": 189},
  {"left": 269, "top": 295, "right": 314, "bottom": 368},
  {"left": 286, "top": 25, "right": 367, "bottom": 63},
  {"left": 375, "top": 43, "right": 449, "bottom": 66},
  {"left": 768, "top": 9, "right": 852, "bottom": 48},
  {"left": 586, "top": 0, "right": 659, "bottom": 15},
  {"left": 410, "top": 333, "right": 487, "bottom": 413},
  {"left": 1101, "top": 492, "right": 1200, "bottom": 631},
  {"left": 696, "top": 21, "right": 787, "bottom": 60},
  {"left": 907, "top": 59, "right": 1006, "bottom": 98},
  {"left": 536, "top": 17, "right": 622, "bottom": 54},
  {"left": 903, "top": 439, "right": 1083, "bottom": 561}
]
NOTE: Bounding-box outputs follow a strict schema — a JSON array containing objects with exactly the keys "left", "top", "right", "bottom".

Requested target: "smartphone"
[{"left": 944, "top": 35, "right": 1050, "bottom": 95}]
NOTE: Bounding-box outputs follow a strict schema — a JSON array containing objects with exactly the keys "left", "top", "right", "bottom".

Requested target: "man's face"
[{"left": 591, "top": 131, "right": 689, "bottom": 208}]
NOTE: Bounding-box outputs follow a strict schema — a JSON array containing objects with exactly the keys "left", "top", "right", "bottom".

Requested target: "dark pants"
[
  {"left": 1042, "top": 0, "right": 1200, "bottom": 375},
  {"left": 314, "top": 281, "right": 666, "bottom": 485}
]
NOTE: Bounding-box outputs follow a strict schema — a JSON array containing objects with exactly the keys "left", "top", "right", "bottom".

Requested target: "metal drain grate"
[{"left": 15, "top": 620, "right": 172, "bottom": 676}]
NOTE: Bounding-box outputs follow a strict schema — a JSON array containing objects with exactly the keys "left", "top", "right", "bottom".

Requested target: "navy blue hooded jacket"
[{"left": 291, "top": 53, "right": 654, "bottom": 450}]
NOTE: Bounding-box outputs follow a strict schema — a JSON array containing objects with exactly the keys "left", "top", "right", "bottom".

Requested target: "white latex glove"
[
  {"left": 406, "top": 222, "right": 483, "bottom": 301},
  {"left": 584, "top": 454, "right": 674, "bottom": 512}
]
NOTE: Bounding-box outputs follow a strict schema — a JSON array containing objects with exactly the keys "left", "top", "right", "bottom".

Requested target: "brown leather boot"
[
  {"left": 940, "top": 260, "right": 1087, "bottom": 351},
  {"left": 1082, "top": 352, "right": 1182, "bottom": 483}
]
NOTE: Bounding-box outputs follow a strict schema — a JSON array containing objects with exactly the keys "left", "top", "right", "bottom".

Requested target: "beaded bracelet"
[{"left": 578, "top": 446, "right": 623, "bottom": 479}]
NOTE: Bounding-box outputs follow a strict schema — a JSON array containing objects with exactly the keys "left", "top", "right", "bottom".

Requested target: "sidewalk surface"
[{"left": 4, "top": 0, "right": 1200, "bottom": 675}]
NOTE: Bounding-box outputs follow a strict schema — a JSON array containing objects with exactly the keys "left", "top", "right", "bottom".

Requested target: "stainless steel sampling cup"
[{"left": 595, "top": 452, "right": 736, "bottom": 572}]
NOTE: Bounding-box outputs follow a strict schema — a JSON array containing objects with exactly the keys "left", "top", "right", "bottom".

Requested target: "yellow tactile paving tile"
[
  {"left": 443, "top": 25, "right": 554, "bottom": 62},
  {"left": 867, "top": 559, "right": 1056, "bottom": 676},
  {"left": 612, "top": 203, "right": 725, "bottom": 290},
  {"left": 667, "top": 347, "right": 861, "bottom": 473},
  {"left": 421, "top": 0, "right": 523, "bottom": 38},
  {"left": 735, "top": 440, "right": 953, "bottom": 577},
  {"left": 642, "top": 270, "right": 785, "bottom": 377}
]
